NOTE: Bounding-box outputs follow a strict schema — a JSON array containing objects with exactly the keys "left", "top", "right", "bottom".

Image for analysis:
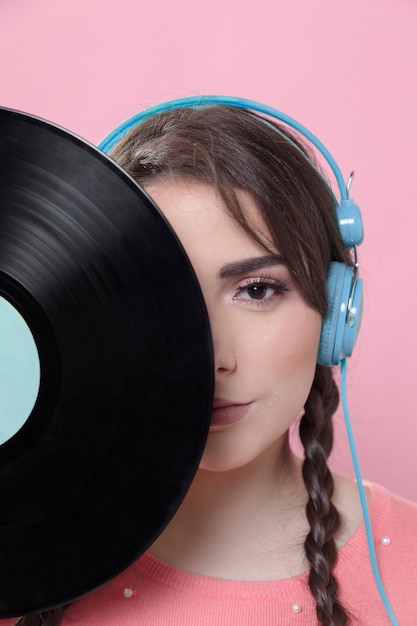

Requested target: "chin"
[
  {"left": 198, "top": 451, "right": 249, "bottom": 473},
  {"left": 198, "top": 444, "right": 267, "bottom": 474}
]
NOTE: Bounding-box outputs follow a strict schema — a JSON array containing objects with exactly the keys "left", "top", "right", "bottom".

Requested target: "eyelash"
[{"left": 233, "top": 276, "right": 290, "bottom": 307}]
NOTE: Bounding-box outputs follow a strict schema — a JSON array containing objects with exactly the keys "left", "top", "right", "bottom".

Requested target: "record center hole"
[{"left": 0, "top": 295, "right": 41, "bottom": 445}]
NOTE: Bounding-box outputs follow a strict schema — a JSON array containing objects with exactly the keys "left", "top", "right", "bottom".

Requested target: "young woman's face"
[{"left": 146, "top": 181, "right": 322, "bottom": 473}]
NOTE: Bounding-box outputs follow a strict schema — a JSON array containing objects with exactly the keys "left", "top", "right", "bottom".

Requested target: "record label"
[{"left": 0, "top": 295, "right": 40, "bottom": 444}]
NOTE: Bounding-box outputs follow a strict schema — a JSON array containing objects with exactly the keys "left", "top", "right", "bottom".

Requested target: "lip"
[{"left": 211, "top": 398, "right": 252, "bottom": 427}]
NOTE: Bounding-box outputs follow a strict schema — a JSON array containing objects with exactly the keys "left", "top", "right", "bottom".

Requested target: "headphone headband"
[{"left": 99, "top": 95, "right": 363, "bottom": 248}]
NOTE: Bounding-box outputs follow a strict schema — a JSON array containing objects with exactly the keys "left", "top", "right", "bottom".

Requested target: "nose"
[{"left": 211, "top": 317, "right": 236, "bottom": 375}]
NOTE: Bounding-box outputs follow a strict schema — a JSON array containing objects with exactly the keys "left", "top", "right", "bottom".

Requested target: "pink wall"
[{"left": 1, "top": 0, "right": 416, "bottom": 501}]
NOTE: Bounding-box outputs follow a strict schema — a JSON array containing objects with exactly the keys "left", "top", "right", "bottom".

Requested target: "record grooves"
[{"left": 0, "top": 108, "right": 213, "bottom": 618}]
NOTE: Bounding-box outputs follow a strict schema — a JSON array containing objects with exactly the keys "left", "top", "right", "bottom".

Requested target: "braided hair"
[
  {"left": 301, "top": 365, "right": 347, "bottom": 625},
  {"left": 14, "top": 607, "right": 64, "bottom": 626}
]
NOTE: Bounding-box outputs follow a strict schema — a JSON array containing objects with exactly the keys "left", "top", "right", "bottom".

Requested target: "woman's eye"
[
  {"left": 234, "top": 279, "right": 289, "bottom": 303},
  {"left": 244, "top": 284, "right": 275, "bottom": 300}
]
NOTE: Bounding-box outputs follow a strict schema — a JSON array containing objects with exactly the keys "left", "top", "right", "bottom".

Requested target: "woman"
[{"left": 7, "top": 102, "right": 417, "bottom": 625}]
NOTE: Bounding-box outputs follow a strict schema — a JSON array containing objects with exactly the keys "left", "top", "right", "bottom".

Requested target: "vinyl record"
[{"left": 0, "top": 108, "right": 213, "bottom": 618}]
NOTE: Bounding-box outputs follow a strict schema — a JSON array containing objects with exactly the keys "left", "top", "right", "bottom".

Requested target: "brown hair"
[
  {"left": 15, "top": 607, "right": 64, "bottom": 626},
  {"left": 16, "top": 104, "right": 351, "bottom": 626}
]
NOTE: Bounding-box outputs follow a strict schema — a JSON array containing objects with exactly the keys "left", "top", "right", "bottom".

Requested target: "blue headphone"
[
  {"left": 100, "top": 97, "right": 402, "bottom": 624},
  {"left": 99, "top": 95, "right": 364, "bottom": 367}
]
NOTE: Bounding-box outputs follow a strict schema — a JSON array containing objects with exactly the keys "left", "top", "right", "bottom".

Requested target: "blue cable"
[{"left": 340, "top": 358, "right": 399, "bottom": 625}]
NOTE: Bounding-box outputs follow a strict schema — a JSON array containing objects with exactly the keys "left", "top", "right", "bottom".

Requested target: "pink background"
[{"left": 1, "top": 0, "right": 416, "bottom": 501}]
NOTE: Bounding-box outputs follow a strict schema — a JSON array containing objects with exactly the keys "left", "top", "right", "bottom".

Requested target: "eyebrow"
[{"left": 218, "top": 255, "right": 286, "bottom": 279}]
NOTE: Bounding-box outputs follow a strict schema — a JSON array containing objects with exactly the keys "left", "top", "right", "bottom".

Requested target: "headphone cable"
[{"left": 340, "top": 358, "right": 398, "bottom": 625}]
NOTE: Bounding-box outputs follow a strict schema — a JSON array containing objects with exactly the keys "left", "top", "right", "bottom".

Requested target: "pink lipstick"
[{"left": 211, "top": 399, "right": 252, "bottom": 427}]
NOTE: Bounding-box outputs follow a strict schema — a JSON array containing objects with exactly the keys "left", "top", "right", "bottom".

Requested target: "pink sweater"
[{"left": 2, "top": 483, "right": 417, "bottom": 625}]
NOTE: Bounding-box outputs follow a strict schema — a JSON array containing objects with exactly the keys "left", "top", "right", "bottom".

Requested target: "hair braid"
[
  {"left": 14, "top": 608, "right": 64, "bottom": 626},
  {"left": 299, "top": 365, "right": 348, "bottom": 626}
]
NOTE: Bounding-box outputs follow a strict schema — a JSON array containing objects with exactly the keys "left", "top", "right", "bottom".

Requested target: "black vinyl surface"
[{"left": 0, "top": 108, "right": 213, "bottom": 618}]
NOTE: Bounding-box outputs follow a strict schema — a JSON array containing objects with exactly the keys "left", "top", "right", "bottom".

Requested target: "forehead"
[{"left": 145, "top": 180, "right": 275, "bottom": 257}]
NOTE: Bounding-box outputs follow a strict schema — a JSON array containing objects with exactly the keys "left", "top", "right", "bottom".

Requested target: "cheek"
[
  {"left": 284, "top": 312, "right": 322, "bottom": 371},
  {"left": 248, "top": 306, "right": 322, "bottom": 376},
  {"left": 248, "top": 308, "right": 322, "bottom": 421}
]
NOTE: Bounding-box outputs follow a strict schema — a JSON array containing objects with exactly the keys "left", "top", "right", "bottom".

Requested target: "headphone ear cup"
[{"left": 318, "top": 262, "right": 363, "bottom": 366}]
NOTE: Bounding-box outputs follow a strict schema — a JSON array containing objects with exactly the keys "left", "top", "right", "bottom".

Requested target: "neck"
[{"left": 150, "top": 440, "right": 309, "bottom": 580}]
